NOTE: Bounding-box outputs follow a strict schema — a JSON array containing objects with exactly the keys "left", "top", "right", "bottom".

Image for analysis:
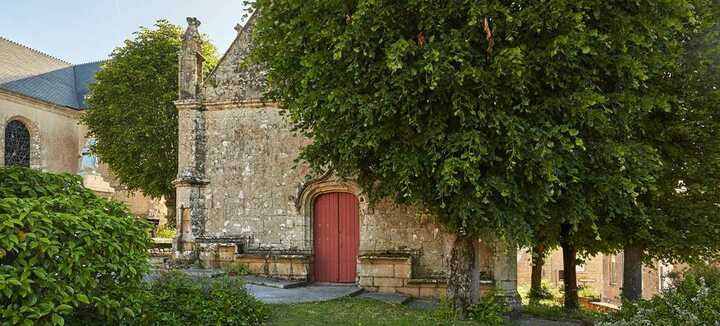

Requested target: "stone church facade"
[{"left": 174, "top": 16, "right": 518, "bottom": 299}]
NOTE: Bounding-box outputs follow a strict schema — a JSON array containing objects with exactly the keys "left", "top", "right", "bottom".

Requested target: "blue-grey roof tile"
[{"left": 0, "top": 37, "right": 104, "bottom": 110}]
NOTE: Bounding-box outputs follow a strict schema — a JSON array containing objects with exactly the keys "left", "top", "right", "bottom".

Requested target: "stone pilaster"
[
  {"left": 493, "top": 240, "right": 522, "bottom": 309},
  {"left": 173, "top": 17, "right": 208, "bottom": 254},
  {"left": 173, "top": 100, "right": 208, "bottom": 254}
]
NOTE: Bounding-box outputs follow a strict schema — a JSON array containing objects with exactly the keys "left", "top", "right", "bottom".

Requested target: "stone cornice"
[
  {"left": 0, "top": 89, "right": 83, "bottom": 119},
  {"left": 173, "top": 177, "right": 210, "bottom": 187},
  {"left": 174, "top": 99, "right": 203, "bottom": 111},
  {"left": 204, "top": 99, "right": 278, "bottom": 111}
]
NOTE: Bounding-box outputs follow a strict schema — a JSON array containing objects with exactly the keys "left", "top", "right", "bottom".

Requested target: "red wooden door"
[{"left": 313, "top": 192, "right": 359, "bottom": 283}]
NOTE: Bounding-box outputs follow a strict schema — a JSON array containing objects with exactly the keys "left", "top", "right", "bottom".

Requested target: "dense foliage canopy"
[
  {"left": 0, "top": 167, "right": 150, "bottom": 326},
  {"left": 252, "top": 0, "right": 720, "bottom": 310},
  {"left": 81, "top": 20, "right": 217, "bottom": 200},
  {"left": 252, "top": 0, "right": 702, "bottom": 245},
  {"left": 631, "top": 1, "right": 720, "bottom": 263}
]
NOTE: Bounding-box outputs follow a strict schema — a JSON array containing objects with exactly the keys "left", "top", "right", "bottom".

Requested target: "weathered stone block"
[
  {"left": 247, "top": 262, "right": 266, "bottom": 274},
  {"left": 419, "top": 287, "right": 441, "bottom": 298},
  {"left": 377, "top": 286, "right": 397, "bottom": 294},
  {"left": 393, "top": 263, "right": 411, "bottom": 278},
  {"left": 217, "top": 244, "right": 237, "bottom": 261},
  {"left": 359, "top": 276, "right": 374, "bottom": 287},
  {"left": 396, "top": 286, "right": 420, "bottom": 297},
  {"left": 373, "top": 277, "right": 404, "bottom": 288},
  {"left": 273, "top": 262, "right": 292, "bottom": 276},
  {"left": 359, "top": 263, "right": 394, "bottom": 278}
]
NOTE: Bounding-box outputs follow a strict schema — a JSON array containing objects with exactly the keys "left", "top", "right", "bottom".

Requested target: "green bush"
[
  {"left": 0, "top": 167, "right": 150, "bottom": 325},
  {"left": 433, "top": 288, "right": 510, "bottom": 322},
  {"left": 599, "top": 264, "right": 720, "bottom": 326},
  {"left": 577, "top": 285, "right": 600, "bottom": 301},
  {"left": 222, "top": 263, "right": 251, "bottom": 276},
  {"left": 155, "top": 226, "right": 176, "bottom": 239},
  {"left": 466, "top": 289, "right": 511, "bottom": 324},
  {"left": 135, "top": 271, "right": 269, "bottom": 325}
]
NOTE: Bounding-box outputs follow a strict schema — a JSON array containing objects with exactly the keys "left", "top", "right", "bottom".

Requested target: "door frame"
[{"left": 296, "top": 176, "right": 363, "bottom": 283}]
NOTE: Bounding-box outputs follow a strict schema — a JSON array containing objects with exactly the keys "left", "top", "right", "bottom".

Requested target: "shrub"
[
  {"left": 135, "top": 271, "right": 269, "bottom": 325},
  {"left": 0, "top": 167, "right": 150, "bottom": 325},
  {"left": 222, "top": 263, "right": 251, "bottom": 277},
  {"left": 519, "top": 281, "right": 561, "bottom": 304},
  {"left": 433, "top": 288, "right": 510, "bottom": 322},
  {"left": 466, "top": 289, "right": 511, "bottom": 324},
  {"left": 155, "top": 226, "right": 176, "bottom": 239},
  {"left": 598, "top": 264, "right": 720, "bottom": 326},
  {"left": 577, "top": 285, "right": 600, "bottom": 301}
]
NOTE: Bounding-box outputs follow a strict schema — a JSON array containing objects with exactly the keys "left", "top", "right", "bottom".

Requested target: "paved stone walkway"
[{"left": 245, "top": 284, "right": 362, "bottom": 304}]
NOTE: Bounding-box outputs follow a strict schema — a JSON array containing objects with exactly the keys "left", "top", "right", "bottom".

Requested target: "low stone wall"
[
  {"left": 359, "top": 255, "right": 457, "bottom": 299},
  {"left": 195, "top": 247, "right": 494, "bottom": 300},
  {"left": 235, "top": 253, "right": 310, "bottom": 280}
]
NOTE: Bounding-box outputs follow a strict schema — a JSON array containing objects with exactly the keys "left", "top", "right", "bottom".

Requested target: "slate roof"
[{"left": 0, "top": 37, "right": 103, "bottom": 110}]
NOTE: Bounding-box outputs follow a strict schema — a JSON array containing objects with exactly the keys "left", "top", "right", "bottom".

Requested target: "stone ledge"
[
  {"left": 358, "top": 254, "right": 412, "bottom": 262},
  {"left": 237, "top": 253, "right": 310, "bottom": 260},
  {"left": 406, "top": 278, "right": 446, "bottom": 286}
]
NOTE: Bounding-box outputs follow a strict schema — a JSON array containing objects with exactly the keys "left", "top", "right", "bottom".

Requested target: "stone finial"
[
  {"left": 187, "top": 17, "right": 201, "bottom": 27},
  {"left": 179, "top": 17, "right": 204, "bottom": 100},
  {"left": 234, "top": 23, "right": 243, "bottom": 33}
]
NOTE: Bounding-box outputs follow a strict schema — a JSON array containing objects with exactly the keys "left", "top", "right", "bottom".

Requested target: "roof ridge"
[
  {"left": 73, "top": 59, "right": 109, "bottom": 66},
  {"left": 0, "top": 36, "right": 72, "bottom": 66}
]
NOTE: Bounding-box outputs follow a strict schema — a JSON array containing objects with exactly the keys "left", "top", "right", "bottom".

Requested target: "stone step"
[
  {"left": 357, "top": 291, "right": 411, "bottom": 305},
  {"left": 404, "top": 298, "right": 440, "bottom": 310},
  {"left": 182, "top": 268, "right": 226, "bottom": 278},
  {"left": 241, "top": 275, "right": 308, "bottom": 289}
]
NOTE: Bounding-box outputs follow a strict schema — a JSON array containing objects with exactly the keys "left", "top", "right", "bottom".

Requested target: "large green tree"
[
  {"left": 82, "top": 20, "right": 217, "bottom": 226},
  {"left": 251, "top": 0, "right": 701, "bottom": 312},
  {"left": 613, "top": 0, "right": 720, "bottom": 301}
]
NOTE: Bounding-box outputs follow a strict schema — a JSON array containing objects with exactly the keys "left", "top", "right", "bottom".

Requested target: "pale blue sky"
[{"left": 1, "top": 0, "right": 250, "bottom": 63}]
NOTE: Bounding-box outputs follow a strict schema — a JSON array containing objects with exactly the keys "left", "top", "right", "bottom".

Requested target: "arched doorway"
[
  {"left": 4, "top": 120, "right": 31, "bottom": 167},
  {"left": 313, "top": 192, "right": 359, "bottom": 283}
]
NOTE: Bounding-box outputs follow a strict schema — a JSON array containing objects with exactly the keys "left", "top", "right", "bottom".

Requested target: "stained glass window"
[{"left": 4, "top": 120, "right": 30, "bottom": 167}]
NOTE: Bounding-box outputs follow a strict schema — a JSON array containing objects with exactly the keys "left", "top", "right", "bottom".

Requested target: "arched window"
[{"left": 4, "top": 120, "right": 31, "bottom": 167}]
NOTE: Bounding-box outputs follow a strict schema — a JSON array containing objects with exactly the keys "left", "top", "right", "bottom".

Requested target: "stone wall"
[
  {"left": 356, "top": 255, "right": 469, "bottom": 299},
  {"left": 517, "top": 249, "right": 665, "bottom": 304},
  {"left": 0, "top": 91, "right": 165, "bottom": 223},
  {"left": 194, "top": 103, "right": 454, "bottom": 278},
  {"left": 0, "top": 92, "right": 82, "bottom": 172},
  {"left": 174, "top": 16, "right": 519, "bottom": 302}
]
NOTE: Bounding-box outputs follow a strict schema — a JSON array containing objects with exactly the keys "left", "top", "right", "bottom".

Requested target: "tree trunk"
[
  {"left": 622, "top": 242, "right": 644, "bottom": 301},
  {"left": 447, "top": 235, "right": 475, "bottom": 319},
  {"left": 530, "top": 244, "right": 545, "bottom": 304},
  {"left": 165, "top": 190, "right": 177, "bottom": 228},
  {"left": 560, "top": 224, "right": 578, "bottom": 311}
]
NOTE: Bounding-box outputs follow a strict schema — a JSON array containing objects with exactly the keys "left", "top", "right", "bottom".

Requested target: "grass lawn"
[{"left": 264, "top": 297, "right": 513, "bottom": 326}]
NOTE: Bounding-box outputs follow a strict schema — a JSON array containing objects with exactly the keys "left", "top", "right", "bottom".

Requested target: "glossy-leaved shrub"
[
  {"left": 0, "top": 167, "right": 150, "bottom": 325},
  {"left": 135, "top": 271, "right": 269, "bottom": 326},
  {"left": 598, "top": 264, "right": 720, "bottom": 326}
]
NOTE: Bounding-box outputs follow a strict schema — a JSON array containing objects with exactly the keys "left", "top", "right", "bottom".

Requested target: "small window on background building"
[
  {"left": 558, "top": 270, "right": 564, "bottom": 282},
  {"left": 659, "top": 264, "right": 673, "bottom": 291},
  {"left": 609, "top": 256, "right": 617, "bottom": 285},
  {"left": 4, "top": 120, "right": 31, "bottom": 167},
  {"left": 576, "top": 264, "right": 586, "bottom": 272}
]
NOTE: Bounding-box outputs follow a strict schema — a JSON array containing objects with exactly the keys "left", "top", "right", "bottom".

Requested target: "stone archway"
[{"left": 296, "top": 174, "right": 363, "bottom": 282}]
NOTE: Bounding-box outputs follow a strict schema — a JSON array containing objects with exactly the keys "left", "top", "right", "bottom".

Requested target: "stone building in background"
[
  {"left": 0, "top": 37, "right": 165, "bottom": 225},
  {"left": 517, "top": 249, "right": 673, "bottom": 305},
  {"left": 173, "top": 16, "right": 518, "bottom": 301}
]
